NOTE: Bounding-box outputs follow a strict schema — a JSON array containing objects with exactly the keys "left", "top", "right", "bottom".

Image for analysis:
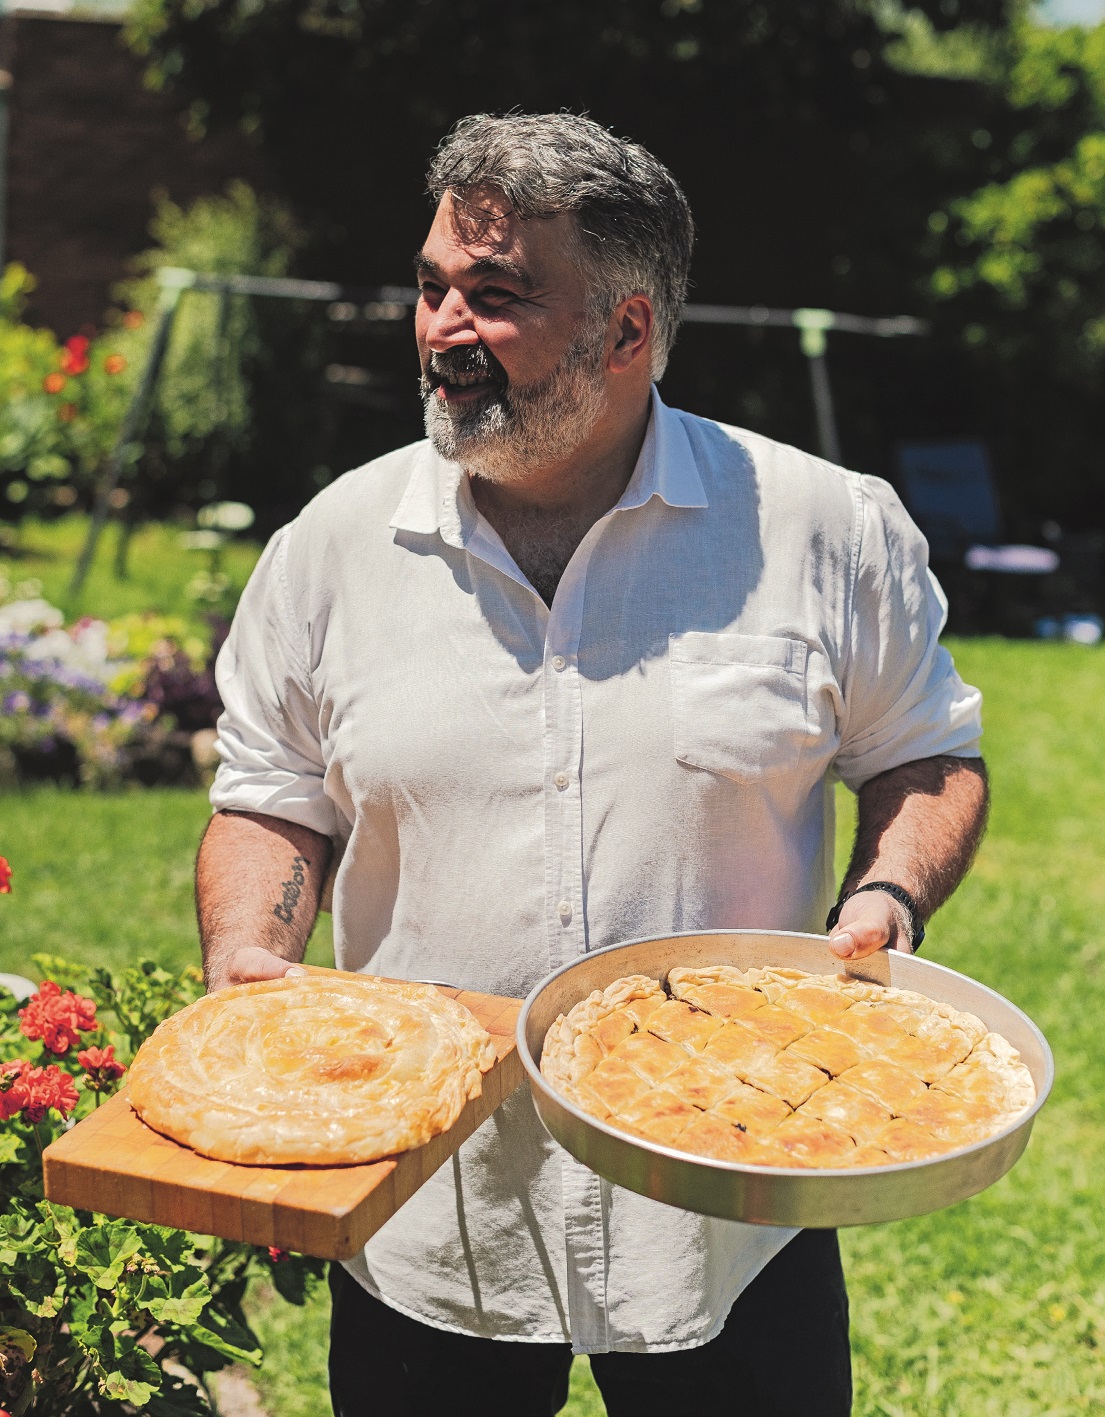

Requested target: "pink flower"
[
  {"left": 0, "top": 1060, "right": 77, "bottom": 1123},
  {"left": 77, "top": 1043, "right": 125, "bottom": 1092},
  {"left": 0, "top": 1060, "right": 31, "bottom": 1120},
  {"left": 19, "top": 980, "right": 98, "bottom": 1055},
  {"left": 267, "top": 1247, "right": 290, "bottom": 1263},
  {"left": 0, "top": 857, "right": 10, "bottom": 894},
  {"left": 20, "top": 1064, "right": 79, "bottom": 1123}
]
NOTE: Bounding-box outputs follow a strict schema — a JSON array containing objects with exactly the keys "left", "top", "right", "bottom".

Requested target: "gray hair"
[{"left": 426, "top": 113, "right": 694, "bottom": 380}]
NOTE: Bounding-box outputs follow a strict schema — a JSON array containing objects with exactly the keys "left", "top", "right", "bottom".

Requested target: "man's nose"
[{"left": 423, "top": 289, "right": 482, "bottom": 353}]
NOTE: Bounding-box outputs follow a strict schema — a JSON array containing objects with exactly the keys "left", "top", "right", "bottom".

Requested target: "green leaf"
[
  {"left": 0, "top": 1131, "right": 25, "bottom": 1165},
  {"left": 270, "top": 1252, "right": 325, "bottom": 1306},
  {"left": 0, "top": 1203, "right": 45, "bottom": 1252},
  {"left": 186, "top": 1305, "right": 262, "bottom": 1366},
  {"left": 90, "top": 1330, "right": 163, "bottom": 1407},
  {"left": 72, "top": 1218, "right": 144, "bottom": 1289},
  {"left": 137, "top": 1224, "right": 196, "bottom": 1274},
  {"left": 51, "top": 1205, "right": 84, "bottom": 1268},
  {"left": 145, "top": 1374, "right": 215, "bottom": 1415},
  {"left": 8, "top": 1251, "right": 66, "bottom": 1317},
  {"left": 144, "top": 1271, "right": 211, "bottom": 1326},
  {"left": 0, "top": 1324, "right": 37, "bottom": 1362},
  {"left": 30, "top": 954, "right": 95, "bottom": 992}
]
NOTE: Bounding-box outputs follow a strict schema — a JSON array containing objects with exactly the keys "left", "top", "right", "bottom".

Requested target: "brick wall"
[{"left": 0, "top": 11, "right": 267, "bottom": 335}]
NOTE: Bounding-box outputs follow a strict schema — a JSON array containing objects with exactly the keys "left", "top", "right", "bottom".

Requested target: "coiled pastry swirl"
[{"left": 128, "top": 974, "right": 496, "bottom": 1165}]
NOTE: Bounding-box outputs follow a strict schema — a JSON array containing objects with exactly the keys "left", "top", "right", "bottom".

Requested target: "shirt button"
[
  {"left": 558, "top": 900, "right": 572, "bottom": 922},
  {"left": 553, "top": 771, "right": 569, "bottom": 791},
  {"left": 551, "top": 655, "right": 566, "bottom": 671}
]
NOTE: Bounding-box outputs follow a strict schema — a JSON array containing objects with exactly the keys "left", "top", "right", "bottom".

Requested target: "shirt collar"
[{"left": 389, "top": 385, "right": 708, "bottom": 545}]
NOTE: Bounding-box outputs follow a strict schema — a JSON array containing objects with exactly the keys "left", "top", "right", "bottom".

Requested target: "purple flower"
[{"left": 3, "top": 691, "right": 31, "bottom": 713}]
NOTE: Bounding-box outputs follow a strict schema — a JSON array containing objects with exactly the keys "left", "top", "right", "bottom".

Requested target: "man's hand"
[
  {"left": 828, "top": 891, "right": 913, "bottom": 960},
  {"left": 197, "top": 810, "right": 332, "bottom": 993},
  {"left": 207, "top": 946, "right": 309, "bottom": 992},
  {"left": 829, "top": 755, "right": 989, "bottom": 961}
]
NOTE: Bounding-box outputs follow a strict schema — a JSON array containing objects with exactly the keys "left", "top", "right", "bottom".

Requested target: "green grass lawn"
[
  {"left": 1, "top": 639, "right": 1102, "bottom": 1415},
  {"left": 0, "top": 513, "right": 263, "bottom": 625}
]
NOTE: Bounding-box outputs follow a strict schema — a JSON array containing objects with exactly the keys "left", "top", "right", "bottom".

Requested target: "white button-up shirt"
[{"left": 211, "top": 389, "right": 982, "bottom": 1352}]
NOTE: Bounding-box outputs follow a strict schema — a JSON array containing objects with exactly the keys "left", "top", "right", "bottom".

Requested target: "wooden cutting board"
[{"left": 43, "top": 976, "right": 523, "bottom": 1260}]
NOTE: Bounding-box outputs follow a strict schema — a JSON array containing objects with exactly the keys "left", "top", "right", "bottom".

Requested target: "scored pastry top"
[
  {"left": 540, "top": 965, "right": 1035, "bottom": 1169},
  {"left": 128, "top": 974, "right": 497, "bottom": 1166}
]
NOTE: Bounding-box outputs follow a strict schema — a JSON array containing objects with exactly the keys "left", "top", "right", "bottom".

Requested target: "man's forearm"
[
  {"left": 843, "top": 755, "right": 989, "bottom": 922},
  {"left": 196, "top": 809, "right": 333, "bottom": 990}
]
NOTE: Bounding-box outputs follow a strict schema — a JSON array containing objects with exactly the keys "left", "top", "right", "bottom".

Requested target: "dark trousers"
[{"left": 328, "top": 1228, "right": 851, "bottom": 1417}]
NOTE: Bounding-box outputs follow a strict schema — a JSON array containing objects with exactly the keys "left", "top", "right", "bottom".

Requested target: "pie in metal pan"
[
  {"left": 127, "top": 974, "right": 497, "bottom": 1165},
  {"left": 540, "top": 965, "right": 1036, "bottom": 1169}
]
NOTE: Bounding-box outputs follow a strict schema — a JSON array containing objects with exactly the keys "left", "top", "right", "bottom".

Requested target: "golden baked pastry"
[
  {"left": 540, "top": 965, "right": 1034, "bottom": 1169},
  {"left": 128, "top": 974, "right": 496, "bottom": 1165}
]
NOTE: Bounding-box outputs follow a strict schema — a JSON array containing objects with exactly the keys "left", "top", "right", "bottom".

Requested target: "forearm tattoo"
[{"left": 273, "top": 856, "right": 311, "bottom": 925}]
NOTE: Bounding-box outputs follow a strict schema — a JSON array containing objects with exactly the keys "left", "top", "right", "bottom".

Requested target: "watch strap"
[{"left": 825, "top": 881, "right": 925, "bottom": 952}]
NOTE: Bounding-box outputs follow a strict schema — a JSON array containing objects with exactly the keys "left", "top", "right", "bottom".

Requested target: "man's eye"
[
  {"left": 477, "top": 287, "right": 518, "bottom": 305},
  {"left": 419, "top": 282, "right": 445, "bottom": 303}
]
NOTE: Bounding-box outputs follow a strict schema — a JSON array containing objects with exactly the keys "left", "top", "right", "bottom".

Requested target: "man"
[{"left": 200, "top": 113, "right": 987, "bottom": 1416}]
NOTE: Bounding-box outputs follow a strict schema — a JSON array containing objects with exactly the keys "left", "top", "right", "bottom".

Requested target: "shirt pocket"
[{"left": 669, "top": 631, "right": 814, "bottom": 783}]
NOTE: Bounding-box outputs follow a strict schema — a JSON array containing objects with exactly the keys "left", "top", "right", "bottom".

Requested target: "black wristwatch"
[{"left": 825, "top": 881, "right": 925, "bottom": 952}]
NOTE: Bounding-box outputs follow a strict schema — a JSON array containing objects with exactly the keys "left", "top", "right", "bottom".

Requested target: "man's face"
[{"left": 414, "top": 189, "right": 610, "bottom": 481}]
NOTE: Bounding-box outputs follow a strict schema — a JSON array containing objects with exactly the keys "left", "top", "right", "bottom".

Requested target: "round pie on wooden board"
[
  {"left": 540, "top": 966, "right": 1035, "bottom": 1169},
  {"left": 128, "top": 974, "right": 497, "bottom": 1165}
]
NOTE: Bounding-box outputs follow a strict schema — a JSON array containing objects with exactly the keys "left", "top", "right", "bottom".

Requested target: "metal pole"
[
  {"left": 70, "top": 275, "right": 189, "bottom": 596},
  {"left": 807, "top": 353, "right": 841, "bottom": 465},
  {"left": 0, "top": 67, "right": 11, "bottom": 277},
  {"left": 793, "top": 309, "right": 842, "bottom": 465}
]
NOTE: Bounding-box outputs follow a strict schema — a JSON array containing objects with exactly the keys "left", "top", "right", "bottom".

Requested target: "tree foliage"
[{"left": 114, "top": 0, "right": 1105, "bottom": 533}]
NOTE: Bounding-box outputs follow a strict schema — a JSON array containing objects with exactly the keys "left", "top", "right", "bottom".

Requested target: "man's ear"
[{"left": 608, "top": 295, "right": 653, "bottom": 373}]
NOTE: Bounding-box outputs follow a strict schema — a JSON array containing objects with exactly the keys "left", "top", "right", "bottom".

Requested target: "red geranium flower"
[
  {"left": 43, "top": 372, "right": 66, "bottom": 395},
  {"left": 267, "top": 1247, "right": 290, "bottom": 1263},
  {"left": 60, "top": 337, "right": 90, "bottom": 375},
  {"left": 0, "top": 1060, "right": 31, "bottom": 1120},
  {"left": 77, "top": 1043, "right": 125, "bottom": 1092},
  {"left": 0, "top": 857, "right": 10, "bottom": 893},
  {"left": 20, "top": 1064, "right": 79, "bottom": 1123},
  {"left": 19, "top": 980, "right": 98, "bottom": 1055},
  {"left": 103, "top": 353, "right": 127, "bottom": 375}
]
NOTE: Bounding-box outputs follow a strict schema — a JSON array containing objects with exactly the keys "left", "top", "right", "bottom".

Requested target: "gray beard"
[{"left": 422, "top": 334, "right": 607, "bottom": 484}]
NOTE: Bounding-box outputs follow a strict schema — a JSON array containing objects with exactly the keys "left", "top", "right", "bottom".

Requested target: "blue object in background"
[{"left": 896, "top": 440, "right": 1003, "bottom": 558}]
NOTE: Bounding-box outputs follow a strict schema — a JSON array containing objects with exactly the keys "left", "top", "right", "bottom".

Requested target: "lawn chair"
[{"left": 894, "top": 440, "right": 1058, "bottom": 634}]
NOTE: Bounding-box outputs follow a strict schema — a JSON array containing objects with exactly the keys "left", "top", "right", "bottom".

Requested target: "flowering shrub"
[
  {"left": 107, "top": 613, "right": 225, "bottom": 735},
  {"left": 0, "top": 596, "right": 225, "bottom": 788},
  {"left": 0, "top": 266, "right": 134, "bottom": 515},
  {"left": 0, "top": 599, "right": 169, "bottom": 789},
  {"left": 0, "top": 949, "right": 324, "bottom": 1413}
]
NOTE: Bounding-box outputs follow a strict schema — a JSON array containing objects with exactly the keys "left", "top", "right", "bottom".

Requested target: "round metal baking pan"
[{"left": 517, "top": 931, "right": 1053, "bottom": 1228}]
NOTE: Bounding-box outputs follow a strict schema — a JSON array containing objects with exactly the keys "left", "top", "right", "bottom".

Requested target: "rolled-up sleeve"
[
  {"left": 833, "top": 476, "right": 982, "bottom": 792},
  {"left": 210, "top": 526, "right": 339, "bottom": 837}
]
